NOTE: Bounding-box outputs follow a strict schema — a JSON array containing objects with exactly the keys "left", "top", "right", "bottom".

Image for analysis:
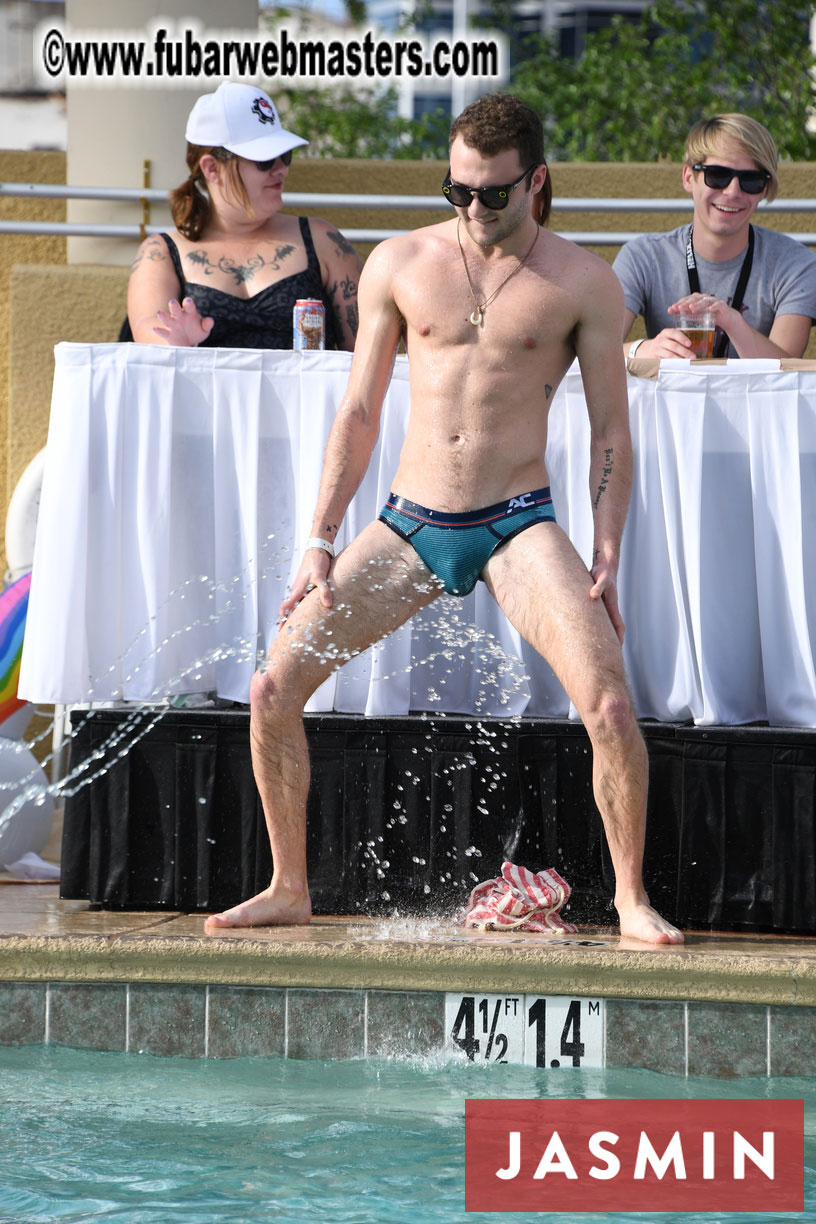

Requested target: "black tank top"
[{"left": 158, "top": 217, "right": 339, "bottom": 350}]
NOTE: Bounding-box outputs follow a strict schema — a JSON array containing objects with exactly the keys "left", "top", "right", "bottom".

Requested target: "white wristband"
[
  {"left": 306, "top": 536, "right": 335, "bottom": 557},
  {"left": 628, "top": 338, "right": 645, "bottom": 359}
]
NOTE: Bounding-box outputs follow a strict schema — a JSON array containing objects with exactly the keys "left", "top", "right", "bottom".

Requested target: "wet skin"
[{"left": 205, "top": 140, "right": 684, "bottom": 946}]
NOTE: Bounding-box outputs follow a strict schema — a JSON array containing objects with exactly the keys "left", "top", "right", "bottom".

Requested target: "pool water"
[{"left": 0, "top": 1045, "right": 813, "bottom": 1223}]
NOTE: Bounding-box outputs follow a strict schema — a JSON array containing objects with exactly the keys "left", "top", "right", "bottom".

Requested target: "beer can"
[{"left": 293, "top": 299, "right": 325, "bottom": 351}]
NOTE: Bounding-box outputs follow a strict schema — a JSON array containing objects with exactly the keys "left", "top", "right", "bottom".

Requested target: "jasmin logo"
[{"left": 465, "top": 1099, "right": 803, "bottom": 1212}]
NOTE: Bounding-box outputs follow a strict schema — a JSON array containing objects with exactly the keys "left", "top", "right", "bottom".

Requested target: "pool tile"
[
  {"left": 605, "top": 999, "right": 686, "bottom": 1075},
  {"left": 687, "top": 1002, "right": 768, "bottom": 1077},
  {"left": 128, "top": 983, "right": 206, "bottom": 1057},
  {"left": 366, "top": 990, "right": 445, "bottom": 1058},
  {"left": 287, "top": 989, "right": 365, "bottom": 1060},
  {"left": 0, "top": 982, "right": 46, "bottom": 1045},
  {"left": 207, "top": 986, "right": 285, "bottom": 1058},
  {"left": 769, "top": 1005, "right": 816, "bottom": 1076},
  {"left": 48, "top": 983, "right": 127, "bottom": 1051}
]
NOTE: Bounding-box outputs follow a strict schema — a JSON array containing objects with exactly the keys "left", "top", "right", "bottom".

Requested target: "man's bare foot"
[
  {"left": 203, "top": 885, "right": 312, "bottom": 931},
  {"left": 616, "top": 899, "right": 684, "bottom": 945}
]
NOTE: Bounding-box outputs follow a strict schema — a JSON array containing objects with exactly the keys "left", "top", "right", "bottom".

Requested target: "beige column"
[{"left": 66, "top": 0, "right": 258, "bottom": 264}]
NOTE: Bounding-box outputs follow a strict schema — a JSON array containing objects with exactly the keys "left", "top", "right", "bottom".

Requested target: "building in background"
[
  {"left": 0, "top": 0, "right": 65, "bottom": 149},
  {"left": 3, "top": 0, "right": 654, "bottom": 151},
  {"left": 365, "top": 0, "right": 649, "bottom": 119}
]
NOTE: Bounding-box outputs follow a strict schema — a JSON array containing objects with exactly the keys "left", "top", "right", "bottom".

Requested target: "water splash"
[{"left": 2, "top": 533, "right": 545, "bottom": 900}]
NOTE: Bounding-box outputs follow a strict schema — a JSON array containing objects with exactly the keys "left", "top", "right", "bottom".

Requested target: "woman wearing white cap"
[{"left": 127, "top": 82, "right": 362, "bottom": 350}]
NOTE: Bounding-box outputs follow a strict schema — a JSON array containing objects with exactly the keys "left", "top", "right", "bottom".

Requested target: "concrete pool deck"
[
  {"left": 1, "top": 883, "right": 816, "bottom": 1006},
  {"left": 0, "top": 881, "right": 815, "bottom": 1076}
]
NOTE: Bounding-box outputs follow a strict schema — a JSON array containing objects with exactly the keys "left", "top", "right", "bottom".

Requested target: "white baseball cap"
[{"left": 185, "top": 82, "right": 308, "bottom": 161}]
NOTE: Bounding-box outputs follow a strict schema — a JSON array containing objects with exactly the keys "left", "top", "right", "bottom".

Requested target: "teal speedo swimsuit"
[{"left": 378, "top": 487, "right": 556, "bottom": 596}]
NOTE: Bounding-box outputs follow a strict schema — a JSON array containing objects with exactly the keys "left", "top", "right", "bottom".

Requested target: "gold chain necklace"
[{"left": 457, "top": 220, "right": 539, "bottom": 326}]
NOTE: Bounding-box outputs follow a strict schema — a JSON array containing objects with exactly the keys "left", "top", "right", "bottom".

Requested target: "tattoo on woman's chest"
[{"left": 186, "top": 245, "right": 297, "bottom": 285}]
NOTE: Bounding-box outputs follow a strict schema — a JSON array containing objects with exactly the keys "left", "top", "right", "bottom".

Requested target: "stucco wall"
[
  {"left": 1, "top": 150, "right": 66, "bottom": 570},
  {"left": 4, "top": 151, "right": 816, "bottom": 575}
]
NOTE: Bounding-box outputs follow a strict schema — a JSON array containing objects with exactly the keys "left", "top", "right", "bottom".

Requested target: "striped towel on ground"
[{"left": 458, "top": 861, "right": 578, "bottom": 934}]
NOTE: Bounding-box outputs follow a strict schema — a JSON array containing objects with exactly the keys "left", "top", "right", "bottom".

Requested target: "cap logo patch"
[{"left": 251, "top": 98, "right": 278, "bottom": 126}]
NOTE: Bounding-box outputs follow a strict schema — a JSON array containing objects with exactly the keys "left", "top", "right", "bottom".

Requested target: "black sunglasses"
[
  {"left": 254, "top": 149, "right": 293, "bottom": 171},
  {"left": 692, "top": 163, "right": 770, "bottom": 194},
  {"left": 442, "top": 165, "right": 535, "bottom": 210},
  {"left": 213, "top": 147, "right": 293, "bottom": 171}
]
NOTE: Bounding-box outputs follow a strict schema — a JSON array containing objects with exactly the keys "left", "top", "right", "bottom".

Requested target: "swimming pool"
[{"left": 0, "top": 1046, "right": 812, "bottom": 1223}]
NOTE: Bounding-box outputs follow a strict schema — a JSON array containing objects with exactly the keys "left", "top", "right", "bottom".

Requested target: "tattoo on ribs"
[{"left": 592, "top": 447, "right": 614, "bottom": 509}]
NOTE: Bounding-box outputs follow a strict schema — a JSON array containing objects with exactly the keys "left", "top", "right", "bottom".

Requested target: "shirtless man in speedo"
[{"left": 204, "top": 93, "right": 683, "bottom": 945}]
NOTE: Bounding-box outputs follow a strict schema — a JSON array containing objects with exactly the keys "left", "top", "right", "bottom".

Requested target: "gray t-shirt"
[{"left": 613, "top": 223, "right": 816, "bottom": 357}]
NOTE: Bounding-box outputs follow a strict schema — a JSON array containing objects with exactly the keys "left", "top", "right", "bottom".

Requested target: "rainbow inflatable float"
[{"left": 0, "top": 570, "right": 32, "bottom": 736}]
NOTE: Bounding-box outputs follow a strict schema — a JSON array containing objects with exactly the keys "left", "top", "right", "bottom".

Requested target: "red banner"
[{"left": 465, "top": 1098, "right": 803, "bottom": 1213}]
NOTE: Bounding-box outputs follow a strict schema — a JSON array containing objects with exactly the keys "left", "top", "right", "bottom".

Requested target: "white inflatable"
[
  {"left": 5, "top": 448, "right": 45, "bottom": 582},
  {"left": 0, "top": 737, "right": 54, "bottom": 868}
]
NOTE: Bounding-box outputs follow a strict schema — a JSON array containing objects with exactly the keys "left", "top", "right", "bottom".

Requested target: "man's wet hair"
[{"left": 450, "top": 93, "right": 552, "bottom": 225}]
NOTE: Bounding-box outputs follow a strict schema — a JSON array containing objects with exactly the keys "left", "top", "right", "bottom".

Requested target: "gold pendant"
[{"left": 470, "top": 308, "right": 482, "bottom": 326}]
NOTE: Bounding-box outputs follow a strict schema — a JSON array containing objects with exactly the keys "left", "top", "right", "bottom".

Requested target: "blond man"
[{"left": 614, "top": 114, "right": 816, "bottom": 359}]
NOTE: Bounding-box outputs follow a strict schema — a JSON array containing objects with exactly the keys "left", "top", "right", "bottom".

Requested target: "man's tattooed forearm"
[
  {"left": 592, "top": 446, "right": 614, "bottom": 509},
  {"left": 346, "top": 302, "right": 359, "bottom": 336}
]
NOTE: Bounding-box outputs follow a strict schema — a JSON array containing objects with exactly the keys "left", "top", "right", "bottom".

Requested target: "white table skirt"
[{"left": 18, "top": 344, "right": 816, "bottom": 726}]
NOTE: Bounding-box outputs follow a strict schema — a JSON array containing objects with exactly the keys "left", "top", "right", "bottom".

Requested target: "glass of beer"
[{"left": 676, "top": 308, "right": 716, "bottom": 359}]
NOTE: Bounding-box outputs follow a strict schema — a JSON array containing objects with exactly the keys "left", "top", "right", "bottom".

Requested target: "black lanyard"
[{"left": 685, "top": 225, "right": 754, "bottom": 357}]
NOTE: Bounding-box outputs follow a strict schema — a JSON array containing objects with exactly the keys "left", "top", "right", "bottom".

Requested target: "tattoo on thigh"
[{"left": 593, "top": 446, "right": 614, "bottom": 509}]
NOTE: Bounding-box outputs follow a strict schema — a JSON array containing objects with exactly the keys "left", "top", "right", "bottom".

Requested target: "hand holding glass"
[{"left": 676, "top": 308, "right": 716, "bottom": 359}]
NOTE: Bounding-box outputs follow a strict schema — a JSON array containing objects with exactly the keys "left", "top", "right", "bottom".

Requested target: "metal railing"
[{"left": 4, "top": 180, "right": 816, "bottom": 244}]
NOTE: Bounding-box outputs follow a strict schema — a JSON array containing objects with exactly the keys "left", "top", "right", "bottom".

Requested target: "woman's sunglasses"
[
  {"left": 442, "top": 165, "right": 535, "bottom": 210},
  {"left": 692, "top": 163, "right": 770, "bottom": 194},
  {"left": 212, "top": 148, "right": 293, "bottom": 171}
]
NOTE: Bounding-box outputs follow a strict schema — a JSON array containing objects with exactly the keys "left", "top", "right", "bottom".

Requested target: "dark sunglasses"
[
  {"left": 254, "top": 149, "right": 293, "bottom": 171},
  {"left": 212, "top": 147, "right": 293, "bottom": 170},
  {"left": 442, "top": 165, "right": 535, "bottom": 210},
  {"left": 692, "top": 163, "right": 770, "bottom": 194}
]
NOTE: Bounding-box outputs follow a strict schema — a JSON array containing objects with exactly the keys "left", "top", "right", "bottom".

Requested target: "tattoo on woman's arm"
[
  {"left": 592, "top": 446, "right": 614, "bottom": 509},
  {"left": 339, "top": 275, "right": 357, "bottom": 301},
  {"left": 327, "top": 230, "right": 357, "bottom": 258},
  {"left": 130, "top": 239, "right": 167, "bottom": 273}
]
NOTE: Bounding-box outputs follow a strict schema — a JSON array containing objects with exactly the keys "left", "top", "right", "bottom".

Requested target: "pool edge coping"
[{"left": 1, "top": 931, "right": 815, "bottom": 1007}]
